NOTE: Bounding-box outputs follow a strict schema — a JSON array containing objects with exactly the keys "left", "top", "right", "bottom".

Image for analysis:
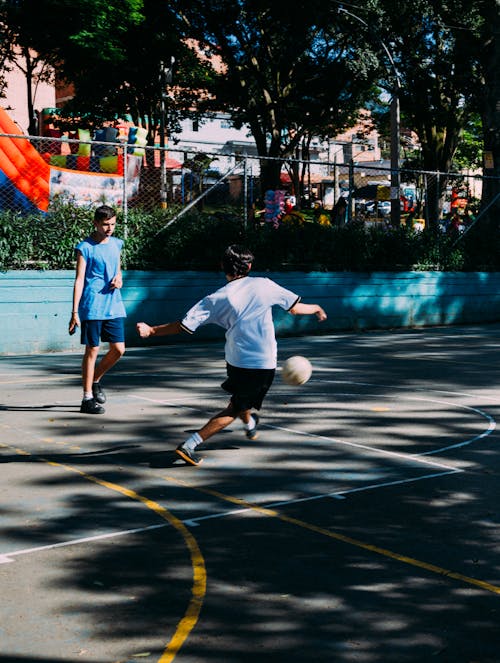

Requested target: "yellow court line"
[
  {"left": 165, "top": 476, "right": 500, "bottom": 596},
  {"left": 0, "top": 376, "right": 72, "bottom": 386},
  {"left": 4, "top": 445, "right": 206, "bottom": 663}
]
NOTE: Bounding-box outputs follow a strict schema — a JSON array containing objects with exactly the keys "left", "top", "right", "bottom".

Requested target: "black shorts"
[{"left": 221, "top": 363, "right": 275, "bottom": 412}]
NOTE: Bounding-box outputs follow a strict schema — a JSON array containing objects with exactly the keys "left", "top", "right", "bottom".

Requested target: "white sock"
[
  {"left": 244, "top": 415, "right": 256, "bottom": 431},
  {"left": 182, "top": 432, "right": 203, "bottom": 451},
  {"left": 83, "top": 392, "right": 93, "bottom": 400}
]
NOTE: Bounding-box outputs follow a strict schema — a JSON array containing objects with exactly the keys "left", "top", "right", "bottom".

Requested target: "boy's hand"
[
  {"left": 110, "top": 273, "right": 123, "bottom": 289},
  {"left": 316, "top": 307, "right": 327, "bottom": 322},
  {"left": 136, "top": 322, "right": 153, "bottom": 338},
  {"left": 69, "top": 312, "right": 80, "bottom": 335}
]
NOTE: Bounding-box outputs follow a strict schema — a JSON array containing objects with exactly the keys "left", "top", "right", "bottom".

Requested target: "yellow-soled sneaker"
[{"left": 176, "top": 445, "right": 203, "bottom": 466}]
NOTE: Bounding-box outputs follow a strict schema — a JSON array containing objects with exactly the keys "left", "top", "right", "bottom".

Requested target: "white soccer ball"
[{"left": 281, "top": 355, "right": 313, "bottom": 386}]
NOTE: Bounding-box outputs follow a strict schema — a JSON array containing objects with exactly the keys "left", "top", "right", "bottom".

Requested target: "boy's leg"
[
  {"left": 176, "top": 403, "right": 237, "bottom": 465},
  {"left": 176, "top": 404, "right": 259, "bottom": 465},
  {"left": 239, "top": 410, "right": 252, "bottom": 425},
  {"left": 175, "top": 366, "right": 272, "bottom": 465},
  {"left": 80, "top": 345, "right": 105, "bottom": 414},
  {"left": 93, "top": 341, "right": 125, "bottom": 382},
  {"left": 82, "top": 345, "right": 100, "bottom": 394},
  {"left": 198, "top": 403, "right": 238, "bottom": 441},
  {"left": 239, "top": 409, "right": 260, "bottom": 439},
  {"left": 93, "top": 318, "right": 126, "bottom": 383}
]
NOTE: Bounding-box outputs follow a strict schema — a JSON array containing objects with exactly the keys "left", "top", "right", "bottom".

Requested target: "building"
[{"left": 1, "top": 47, "right": 56, "bottom": 133}]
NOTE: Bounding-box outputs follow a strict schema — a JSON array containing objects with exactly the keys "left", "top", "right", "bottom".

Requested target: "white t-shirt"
[{"left": 181, "top": 276, "right": 300, "bottom": 369}]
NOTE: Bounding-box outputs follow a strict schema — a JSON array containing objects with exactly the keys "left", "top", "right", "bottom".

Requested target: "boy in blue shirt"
[
  {"left": 69, "top": 205, "right": 126, "bottom": 414},
  {"left": 136, "top": 244, "right": 326, "bottom": 465}
]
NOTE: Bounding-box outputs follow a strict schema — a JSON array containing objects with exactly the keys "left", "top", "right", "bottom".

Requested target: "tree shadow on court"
[
  {"left": 0, "top": 658, "right": 111, "bottom": 663},
  {"left": 1, "top": 415, "right": 499, "bottom": 662},
  {"left": 2, "top": 465, "right": 500, "bottom": 662},
  {"left": 1, "top": 329, "right": 500, "bottom": 661}
]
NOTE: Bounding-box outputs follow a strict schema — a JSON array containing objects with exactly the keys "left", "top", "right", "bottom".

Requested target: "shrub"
[{"left": 0, "top": 201, "right": 498, "bottom": 272}]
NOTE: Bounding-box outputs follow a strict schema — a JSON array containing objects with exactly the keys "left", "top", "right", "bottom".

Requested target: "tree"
[
  {"left": 170, "top": 0, "right": 379, "bottom": 192},
  {"left": 0, "top": 3, "right": 15, "bottom": 102},
  {"left": 353, "top": 0, "right": 483, "bottom": 227},
  {"left": 2, "top": 0, "right": 143, "bottom": 127},
  {"left": 452, "top": 115, "right": 483, "bottom": 172},
  {"left": 52, "top": 0, "right": 214, "bottom": 143},
  {"left": 2, "top": 0, "right": 213, "bottom": 143},
  {"left": 476, "top": 0, "right": 500, "bottom": 229}
]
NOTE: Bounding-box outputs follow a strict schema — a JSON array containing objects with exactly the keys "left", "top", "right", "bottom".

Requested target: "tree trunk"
[
  {"left": 480, "top": 0, "right": 500, "bottom": 229},
  {"left": 259, "top": 158, "right": 282, "bottom": 193},
  {"left": 23, "top": 48, "right": 37, "bottom": 136}
]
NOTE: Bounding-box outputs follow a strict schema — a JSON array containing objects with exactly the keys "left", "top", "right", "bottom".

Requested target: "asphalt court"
[{"left": 1, "top": 324, "right": 500, "bottom": 662}]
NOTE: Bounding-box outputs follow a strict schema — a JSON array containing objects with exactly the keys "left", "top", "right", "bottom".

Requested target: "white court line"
[
  {"left": 126, "top": 388, "right": 496, "bottom": 527},
  {"left": 317, "top": 375, "right": 500, "bottom": 403},
  {"left": 312, "top": 383, "right": 497, "bottom": 455},
  {"left": 0, "top": 523, "right": 167, "bottom": 564},
  {"left": 182, "top": 469, "right": 460, "bottom": 527},
  {"left": 129, "top": 394, "right": 462, "bottom": 470},
  {"left": 2, "top": 385, "right": 491, "bottom": 559},
  {"left": 268, "top": 424, "right": 458, "bottom": 470}
]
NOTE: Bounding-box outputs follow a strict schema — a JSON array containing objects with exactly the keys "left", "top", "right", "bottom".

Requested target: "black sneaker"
[
  {"left": 245, "top": 413, "right": 260, "bottom": 440},
  {"left": 175, "top": 445, "right": 203, "bottom": 466},
  {"left": 92, "top": 382, "right": 106, "bottom": 404},
  {"left": 80, "top": 398, "right": 105, "bottom": 414}
]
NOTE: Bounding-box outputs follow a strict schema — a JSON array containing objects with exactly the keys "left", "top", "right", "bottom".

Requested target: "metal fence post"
[
  {"left": 243, "top": 156, "right": 248, "bottom": 229},
  {"left": 122, "top": 144, "right": 128, "bottom": 239},
  {"left": 347, "top": 159, "right": 354, "bottom": 223}
]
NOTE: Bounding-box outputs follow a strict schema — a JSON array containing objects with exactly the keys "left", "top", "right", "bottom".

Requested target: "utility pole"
[
  {"left": 390, "top": 87, "right": 401, "bottom": 227},
  {"left": 338, "top": 8, "right": 401, "bottom": 226},
  {"left": 159, "top": 57, "right": 175, "bottom": 209}
]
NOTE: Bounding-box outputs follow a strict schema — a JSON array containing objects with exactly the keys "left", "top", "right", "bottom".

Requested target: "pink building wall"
[{"left": 2, "top": 50, "right": 56, "bottom": 134}]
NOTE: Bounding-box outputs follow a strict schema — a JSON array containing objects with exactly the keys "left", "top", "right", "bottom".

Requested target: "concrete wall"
[{"left": 1, "top": 270, "right": 500, "bottom": 355}]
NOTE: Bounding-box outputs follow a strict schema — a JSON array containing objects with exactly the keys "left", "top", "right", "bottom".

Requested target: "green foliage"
[
  {"left": 452, "top": 114, "right": 484, "bottom": 171},
  {"left": 3, "top": 0, "right": 212, "bottom": 137},
  {"left": 1, "top": 202, "right": 499, "bottom": 273},
  {"left": 0, "top": 202, "right": 93, "bottom": 271},
  {"left": 171, "top": 0, "right": 379, "bottom": 189}
]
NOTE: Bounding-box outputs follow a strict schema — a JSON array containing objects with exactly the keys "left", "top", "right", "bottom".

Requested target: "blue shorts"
[{"left": 81, "top": 318, "right": 125, "bottom": 347}]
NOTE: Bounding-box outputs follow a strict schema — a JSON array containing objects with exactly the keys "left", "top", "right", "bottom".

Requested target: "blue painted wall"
[{"left": 1, "top": 270, "right": 500, "bottom": 354}]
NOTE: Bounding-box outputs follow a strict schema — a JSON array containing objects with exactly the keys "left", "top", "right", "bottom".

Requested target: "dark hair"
[
  {"left": 94, "top": 205, "right": 116, "bottom": 222},
  {"left": 222, "top": 244, "right": 254, "bottom": 276}
]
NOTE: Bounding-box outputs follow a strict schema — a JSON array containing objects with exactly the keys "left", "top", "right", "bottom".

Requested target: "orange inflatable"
[{"left": 0, "top": 107, "right": 50, "bottom": 211}]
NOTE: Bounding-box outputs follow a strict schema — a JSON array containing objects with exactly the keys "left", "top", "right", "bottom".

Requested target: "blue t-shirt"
[{"left": 76, "top": 236, "right": 126, "bottom": 320}]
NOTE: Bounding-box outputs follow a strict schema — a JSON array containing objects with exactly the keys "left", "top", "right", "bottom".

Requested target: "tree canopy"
[
  {"left": 170, "top": 0, "right": 380, "bottom": 189},
  {"left": 1, "top": 0, "right": 499, "bottom": 214},
  {"left": 338, "top": 0, "right": 484, "bottom": 224},
  {"left": 2, "top": 0, "right": 214, "bottom": 139}
]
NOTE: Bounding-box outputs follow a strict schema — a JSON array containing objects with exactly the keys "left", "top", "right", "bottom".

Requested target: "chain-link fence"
[
  {"left": 343, "top": 162, "right": 486, "bottom": 231},
  {"left": 0, "top": 127, "right": 495, "bottom": 234}
]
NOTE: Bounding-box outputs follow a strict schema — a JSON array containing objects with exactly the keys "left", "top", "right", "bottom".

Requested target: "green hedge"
[{"left": 1, "top": 202, "right": 499, "bottom": 272}]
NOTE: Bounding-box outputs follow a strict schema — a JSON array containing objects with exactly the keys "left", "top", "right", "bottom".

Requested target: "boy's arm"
[
  {"left": 110, "top": 258, "right": 123, "bottom": 290},
  {"left": 136, "top": 320, "right": 183, "bottom": 338},
  {"left": 69, "top": 252, "right": 85, "bottom": 333},
  {"left": 110, "top": 247, "right": 123, "bottom": 289},
  {"left": 289, "top": 302, "right": 327, "bottom": 321}
]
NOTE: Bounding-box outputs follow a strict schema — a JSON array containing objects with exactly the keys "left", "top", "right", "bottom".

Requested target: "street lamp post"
[{"left": 338, "top": 8, "right": 401, "bottom": 225}]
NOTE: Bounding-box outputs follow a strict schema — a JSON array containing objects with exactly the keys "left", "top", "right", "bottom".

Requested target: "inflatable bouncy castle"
[{"left": 0, "top": 107, "right": 145, "bottom": 213}]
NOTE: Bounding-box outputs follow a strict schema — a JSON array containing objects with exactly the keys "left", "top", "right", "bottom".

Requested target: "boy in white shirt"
[{"left": 136, "top": 244, "right": 327, "bottom": 465}]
